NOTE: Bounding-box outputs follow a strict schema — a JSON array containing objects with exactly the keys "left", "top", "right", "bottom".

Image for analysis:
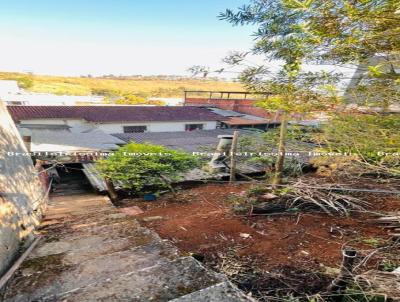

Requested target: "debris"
[
  {"left": 143, "top": 193, "right": 157, "bottom": 201},
  {"left": 259, "top": 193, "right": 278, "bottom": 201},
  {"left": 285, "top": 180, "right": 370, "bottom": 216},
  {"left": 374, "top": 213, "right": 400, "bottom": 239},
  {"left": 239, "top": 233, "right": 251, "bottom": 239},
  {"left": 356, "top": 270, "right": 400, "bottom": 301},
  {"left": 120, "top": 206, "right": 144, "bottom": 216},
  {"left": 142, "top": 216, "right": 163, "bottom": 222},
  {"left": 108, "top": 213, "right": 128, "bottom": 219},
  {"left": 327, "top": 247, "right": 357, "bottom": 296},
  {"left": 252, "top": 202, "right": 287, "bottom": 214},
  {"left": 300, "top": 250, "right": 310, "bottom": 256}
]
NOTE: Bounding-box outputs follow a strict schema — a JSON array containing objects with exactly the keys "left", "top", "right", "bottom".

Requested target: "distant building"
[
  {"left": 183, "top": 91, "right": 280, "bottom": 130},
  {"left": 184, "top": 90, "right": 274, "bottom": 119}
]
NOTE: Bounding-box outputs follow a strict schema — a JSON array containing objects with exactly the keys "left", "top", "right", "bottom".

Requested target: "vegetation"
[
  {"left": 318, "top": 114, "right": 400, "bottom": 175},
  {"left": 219, "top": 0, "right": 342, "bottom": 185},
  {"left": 96, "top": 143, "right": 199, "bottom": 194},
  {"left": 16, "top": 75, "right": 34, "bottom": 89},
  {"left": 104, "top": 94, "right": 166, "bottom": 105},
  {"left": 211, "top": 0, "right": 398, "bottom": 184},
  {"left": 0, "top": 71, "right": 243, "bottom": 98}
]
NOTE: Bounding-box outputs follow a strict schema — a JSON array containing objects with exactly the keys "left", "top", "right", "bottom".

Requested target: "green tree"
[
  {"left": 219, "top": 0, "right": 341, "bottom": 185},
  {"left": 96, "top": 143, "right": 199, "bottom": 194}
]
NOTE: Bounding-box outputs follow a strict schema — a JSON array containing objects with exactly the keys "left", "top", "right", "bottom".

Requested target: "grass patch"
[{"left": 0, "top": 71, "right": 243, "bottom": 97}]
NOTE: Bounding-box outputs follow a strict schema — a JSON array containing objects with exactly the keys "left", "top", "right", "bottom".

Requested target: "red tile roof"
[{"left": 7, "top": 106, "right": 225, "bottom": 123}]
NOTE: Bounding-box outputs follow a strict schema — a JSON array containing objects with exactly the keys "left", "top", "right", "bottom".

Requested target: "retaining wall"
[{"left": 0, "top": 101, "right": 47, "bottom": 277}]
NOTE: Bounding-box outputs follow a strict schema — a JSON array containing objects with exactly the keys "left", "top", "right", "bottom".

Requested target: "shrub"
[
  {"left": 96, "top": 143, "right": 199, "bottom": 193},
  {"left": 317, "top": 114, "right": 400, "bottom": 175}
]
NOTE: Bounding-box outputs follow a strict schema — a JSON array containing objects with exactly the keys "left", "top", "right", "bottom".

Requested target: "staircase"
[
  {"left": 51, "top": 167, "right": 93, "bottom": 196},
  {"left": 1, "top": 194, "right": 254, "bottom": 301}
]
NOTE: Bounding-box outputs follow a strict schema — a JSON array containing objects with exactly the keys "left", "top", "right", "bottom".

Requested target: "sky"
[{"left": 0, "top": 0, "right": 257, "bottom": 76}]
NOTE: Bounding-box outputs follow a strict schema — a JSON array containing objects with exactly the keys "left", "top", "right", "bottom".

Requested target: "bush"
[
  {"left": 96, "top": 143, "right": 199, "bottom": 193},
  {"left": 318, "top": 114, "right": 400, "bottom": 174}
]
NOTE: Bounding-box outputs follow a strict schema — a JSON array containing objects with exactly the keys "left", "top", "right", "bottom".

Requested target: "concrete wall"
[{"left": 0, "top": 101, "right": 47, "bottom": 277}]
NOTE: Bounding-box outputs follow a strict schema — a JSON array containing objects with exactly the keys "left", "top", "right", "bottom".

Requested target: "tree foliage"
[
  {"left": 317, "top": 114, "right": 400, "bottom": 174},
  {"left": 96, "top": 143, "right": 199, "bottom": 193},
  {"left": 220, "top": 0, "right": 399, "bottom": 108},
  {"left": 219, "top": 0, "right": 344, "bottom": 184}
]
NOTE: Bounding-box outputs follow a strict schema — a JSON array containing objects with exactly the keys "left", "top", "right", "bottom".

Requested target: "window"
[
  {"left": 185, "top": 124, "right": 204, "bottom": 131},
  {"left": 123, "top": 126, "right": 147, "bottom": 133}
]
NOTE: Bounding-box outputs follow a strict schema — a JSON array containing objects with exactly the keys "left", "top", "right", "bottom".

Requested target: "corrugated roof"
[
  {"left": 112, "top": 129, "right": 257, "bottom": 152},
  {"left": 7, "top": 105, "right": 225, "bottom": 123},
  {"left": 27, "top": 128, "right": 125, "bottom": 152},
  {"left": 223, "top": 117, "right": 270, "bottom": 125},
  {"left": 207, "top": 107, "right": 245, "bottom": 117}
]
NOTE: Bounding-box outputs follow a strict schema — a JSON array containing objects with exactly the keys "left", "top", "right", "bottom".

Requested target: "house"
[
  {"left": 8, "top": 105, "right": 223, "bottom": 134},
  {"left": 6, "top": 105, "right": 225, "bottom": 154},
  {"left": 207, "top": 107, "right": 279, "bottom": 130}
]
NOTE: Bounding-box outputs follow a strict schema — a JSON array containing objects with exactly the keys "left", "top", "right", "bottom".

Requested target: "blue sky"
[{"left": 0, "top": 0, "right": 256, "bottom": 76}]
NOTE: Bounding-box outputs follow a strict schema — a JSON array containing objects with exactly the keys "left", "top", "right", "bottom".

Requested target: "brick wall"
[
  {"left": 185, "top": 98, "right": 278, "bottom": 120},
  {"left": 0, "top": 101, "right": 47, "bottom": 277}
]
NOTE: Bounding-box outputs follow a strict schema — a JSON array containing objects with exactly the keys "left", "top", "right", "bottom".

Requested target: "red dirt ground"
[{"left": 123, "top": 181, "right": 399, "bottom": 273}]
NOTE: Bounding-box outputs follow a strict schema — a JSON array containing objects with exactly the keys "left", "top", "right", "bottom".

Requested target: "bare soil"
[{"left": 121, "top": 178, "right": 399, "bottom": 300}]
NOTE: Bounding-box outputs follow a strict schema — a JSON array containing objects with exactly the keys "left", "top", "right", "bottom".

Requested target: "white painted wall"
[
  {"left": 18, "top": 118, "right": 218, "bottom": 133},
  {"left": 97, "top": 121, "right": 217, "bottom": 133},
  {"left": 20, "top": 119, "right": 67, "bottom": 125}
]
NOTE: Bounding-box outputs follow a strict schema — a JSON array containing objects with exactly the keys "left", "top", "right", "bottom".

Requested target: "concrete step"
[
  {"left": 33, "top": 220, "right": 161, "bottom": 250},
  {"left": 46, "top": 257, "right": 226, "bottom": 302},
  {"left": 51, "top": 190, "right": 93, "bottom": 196},
  {"left": 3, "top": 192, "right": 251, "bottom": 302},
  {"left": 170, "top": 281, "right": 255, "bottom": 302},
  {"left": 3, "top": 242, "right": 180, "bottom": 302}
]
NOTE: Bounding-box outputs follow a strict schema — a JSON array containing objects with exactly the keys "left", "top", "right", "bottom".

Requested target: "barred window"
[{"left": 123, "top": 126, "right": 147, "bottom": 133}]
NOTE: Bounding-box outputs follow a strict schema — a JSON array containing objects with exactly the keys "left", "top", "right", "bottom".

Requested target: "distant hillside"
[{"left": 0, "top": 72, "right": 244, "bottom": 98}]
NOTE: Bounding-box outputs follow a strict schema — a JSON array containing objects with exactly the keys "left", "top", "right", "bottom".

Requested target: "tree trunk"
[
  {"left": 272, "top": 114, "right": 288, "bottom": 187},
  {"left": 159, "top": 174, "right": 177, "bottom": 197},
  {"left": 104, "top": 177, "right": 119, "bottom": 204}
]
